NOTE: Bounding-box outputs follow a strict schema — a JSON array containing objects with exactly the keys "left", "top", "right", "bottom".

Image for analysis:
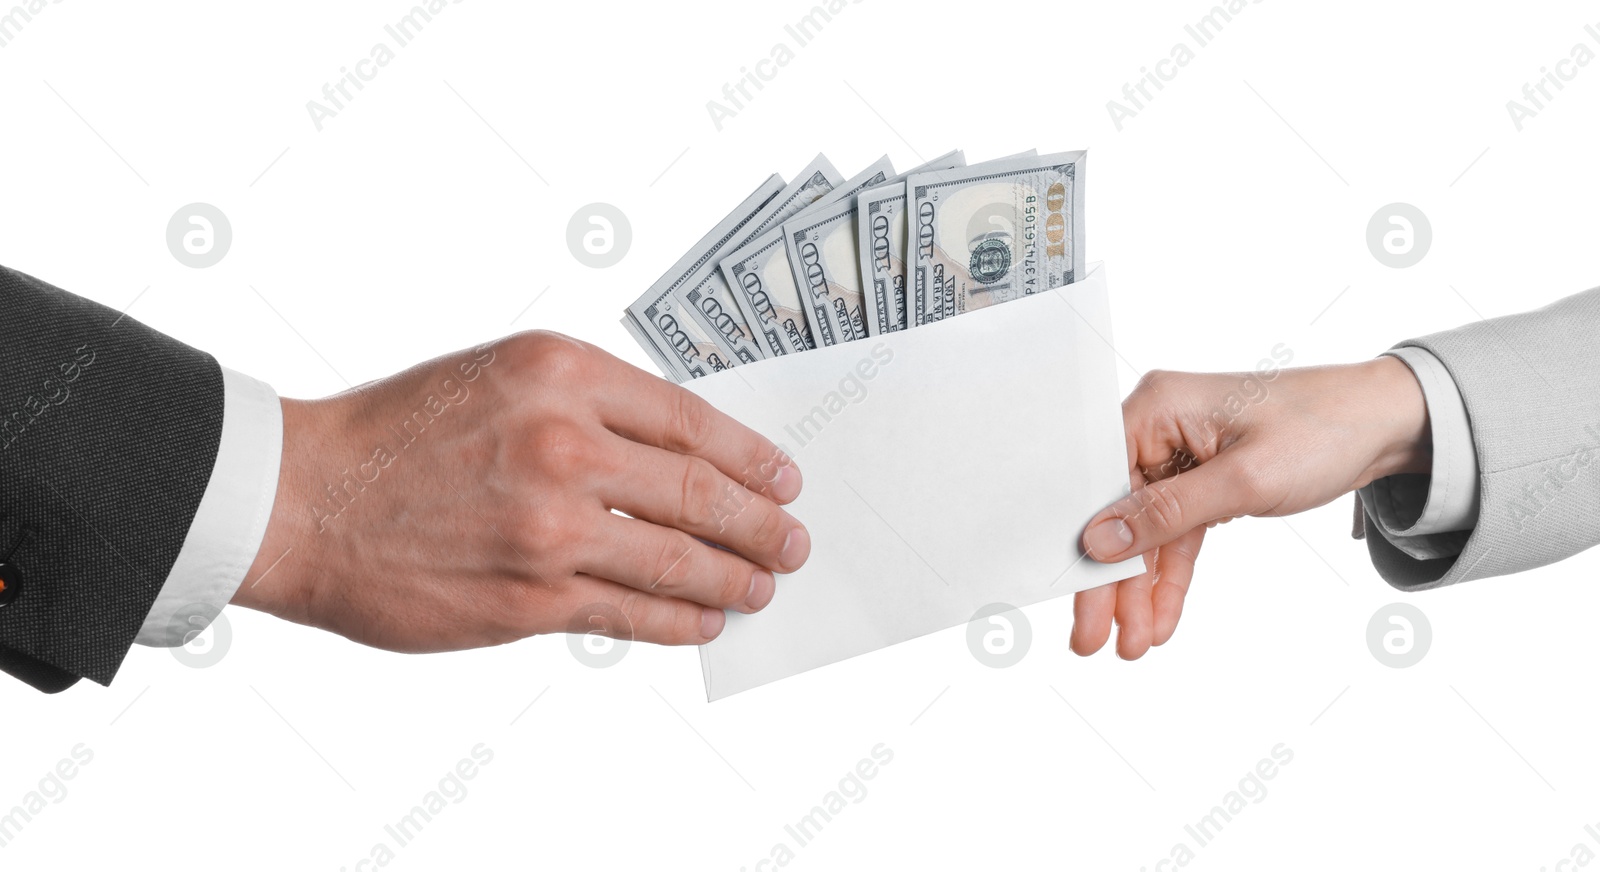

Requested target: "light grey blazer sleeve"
[{"left": 1363, "top": 286, "right": 1600, "bottom": 590}]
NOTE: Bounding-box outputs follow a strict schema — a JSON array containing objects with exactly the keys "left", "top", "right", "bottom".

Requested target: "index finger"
[{"left": 596, "top": 357, "right": 802, "bottom": 504}]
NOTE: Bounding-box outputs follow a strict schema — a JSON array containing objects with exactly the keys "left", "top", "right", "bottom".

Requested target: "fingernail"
[
  {"left": 779, "top": 526, "right": 810, "bottom": 572},
  {"left": 772, "top": 462, "right": 802, "bottom": 503},
  {"left": 700, "top": 607, "right": 726, "bottom": 640},
  {"left": 744, "top": 570, "right": 776, "bottom": 612},
  {"left": 1083, "top": 519, "right": 1133, "bottom": 561}
]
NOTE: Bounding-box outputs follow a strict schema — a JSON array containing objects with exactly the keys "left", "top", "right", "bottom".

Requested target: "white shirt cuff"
[
  {"left": 135, "top": 366, "right": 282, "bottom": 646},
  {"left": 1358, "top": 346, "right": 1480, "bottom": 559}
]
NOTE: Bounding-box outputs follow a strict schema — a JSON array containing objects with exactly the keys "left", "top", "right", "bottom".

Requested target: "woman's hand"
[{"left": 1071, "top": 357, "right": 1432, "bottom": 659}]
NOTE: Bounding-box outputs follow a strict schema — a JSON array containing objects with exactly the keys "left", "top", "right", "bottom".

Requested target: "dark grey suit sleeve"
[
  {"left": 1363, "top": 286, "right": 1600, "bottom": 590},
  {"left": 0, "top": 264, "right": 224, "bottom": 692}
]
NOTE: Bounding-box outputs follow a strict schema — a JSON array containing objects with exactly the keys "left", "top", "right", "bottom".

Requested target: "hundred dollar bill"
[
  {"left": 622, "top": 314, "right": 688, "bottom": 380},
  {"left": 678, "top": 154, "right": 843, "bottom": 366},
  {"left": 907, "top": 151, "right": 1085, "bottom": 327},
  {"left": 860, "top": 151, "right": 1031, "bottom": 335},
  {"left": 782, "top": 150, "right": 966, "bottom": 344},
  {"left": 787, "top": 195, "right": 876, "bottom": 345},
  {"left": 621, "top": 173, "right": 785, "bottom": 381},
  {"left": 857, "top": 182, "right": 914, "bottom": 336},
  {"left": 723, "top": 157, "right": 895, "bottom": 354}
]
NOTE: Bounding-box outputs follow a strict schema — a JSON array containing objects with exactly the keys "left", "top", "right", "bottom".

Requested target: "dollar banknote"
[
  {"left": 782, "top": 150, "right": 966, "bottom": 345},
  {"left": 787, "top": 195, "right": 875, "bottom": 345},
  {"left": 860, "top": 151, "right": 1032, "bottom": 335},
  {"left": 907, "top": 151, "right": 1085, "bottom": 327},
  {"left": 621, "top": 173, "right": 785, "bottom": 381},
  {"left": 857, "top": 182, "right": 914, "bottom": 336},
  {"left": 676, "top": 154, "right": 844, "bottom": 367},
  {"left": 621, "top": 314, "right": 689, "bottom": 380},
  {"left": 623, "top": 148, "right": 1088, "bottom": 377},
  {"left": 722, "top": 157, "right": 895, "bottom": 353}
]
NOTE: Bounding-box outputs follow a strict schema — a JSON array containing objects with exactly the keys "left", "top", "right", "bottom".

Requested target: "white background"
[{"left": 3, "top": 0, "right": 1599, "bottom": 869}]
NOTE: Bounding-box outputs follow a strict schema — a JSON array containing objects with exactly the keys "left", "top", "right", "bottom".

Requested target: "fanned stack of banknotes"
[{"left": 623, "top": 149, "right": 1085, "bottom": 382}]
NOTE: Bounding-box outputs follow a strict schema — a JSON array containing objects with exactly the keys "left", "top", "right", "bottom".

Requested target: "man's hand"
[
  {"left": 1071, "top": 357, "right": 1432, "bottom": 659},
  {"left": 231, "top": 331, "right": 810, "bottom": 652}
]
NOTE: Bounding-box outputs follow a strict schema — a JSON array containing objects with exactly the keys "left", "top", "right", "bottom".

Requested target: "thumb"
[{"left": 1081, "top": 456, "right": 1258, "bottom": 563}]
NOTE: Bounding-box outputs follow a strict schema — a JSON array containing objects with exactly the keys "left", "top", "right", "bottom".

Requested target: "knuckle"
[
  {"left": 668, "top": 390, "right": 715, "bottom": 453},
  {"left": 748, "top": 449, "right": 782, "bottom": 492},
  {"left": 614, "top": 590, "right": 647, "bottom": 639},
  {"left": 1137, "top": 369, "right": 1175, "bottom": 396},
  {"left": 666, "top": 600, "right": 704, "bottom": 645},
  {"left": 677, "top": 458, "right": 728, "bottom": 529},
  {"left": 563, "top": 599, "right": 634, "bottom": 640},
  {"left": 518, "top": 501, "right": 580, "bottom": 565},
  {"left": 1166, "top": 537, "right": 1202, "bottom": 567},
  {"left": 748, "top": 503, "right": 787, "bottom": 555},
  {"left": 713, "top": 560, "right": 751, "bottom": 608},
  {"left": 648, "top": 533, "right": 696, "bottom": 594},
  {"left": 1136, "top": 481, "right": 1185, "bottom": 534},
  {"left": 508, "top": 330, "right": 594, "bottom": 380}
]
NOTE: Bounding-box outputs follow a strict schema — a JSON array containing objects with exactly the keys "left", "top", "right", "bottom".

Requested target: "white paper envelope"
[{"left": 688, "top": 262, "right": 1141, "bottom": 700}]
